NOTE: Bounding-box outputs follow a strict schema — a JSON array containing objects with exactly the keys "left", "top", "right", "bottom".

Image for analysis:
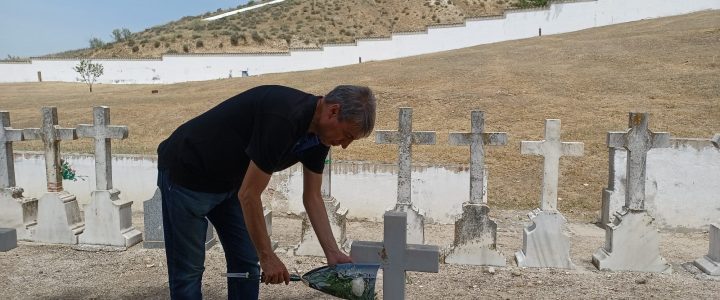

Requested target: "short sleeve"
[
  {"left": 299, "top": 144, "right": 330, "bottom": 174},
  {"left": 245, "top": 115, "right": 297, "bottom": 174}
]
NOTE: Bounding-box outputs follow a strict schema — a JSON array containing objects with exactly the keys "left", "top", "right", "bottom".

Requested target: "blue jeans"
[{"left": 158, "top": 170, "right": 260, "bottom": 300}]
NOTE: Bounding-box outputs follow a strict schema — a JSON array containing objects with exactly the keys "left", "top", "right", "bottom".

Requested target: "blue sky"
[{"left": 0, "top": 0, "right": 249, "bottom": 58}]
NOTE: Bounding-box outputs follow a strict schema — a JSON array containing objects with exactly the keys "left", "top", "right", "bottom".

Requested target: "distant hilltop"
[{"left": 37, "top": 0, "right": 540, "bottom": 59}]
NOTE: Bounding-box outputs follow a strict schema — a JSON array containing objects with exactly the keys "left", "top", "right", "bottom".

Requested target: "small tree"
[
  {"left": 111, "top": 28, "right": 133, "bottom": 42},
  {"left": 74, "top": 60, "right": 104, "bottom": 92},
  {"left": 89, "top": 37, "right": 105, "bottom": 49}
]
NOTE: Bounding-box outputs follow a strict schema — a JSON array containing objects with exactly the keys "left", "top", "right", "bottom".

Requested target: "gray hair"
[{"left": 324, "top": 85, "right": 376, "bottom": 138}]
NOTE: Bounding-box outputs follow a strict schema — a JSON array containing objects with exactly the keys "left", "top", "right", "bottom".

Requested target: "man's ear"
[{"left": 328, "top": 103, "right": 341, "bottom": 119}]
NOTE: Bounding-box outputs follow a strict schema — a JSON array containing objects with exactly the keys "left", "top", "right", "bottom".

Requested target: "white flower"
[{"left": 351, "top": 277, "right": 366, "bottom": 297}]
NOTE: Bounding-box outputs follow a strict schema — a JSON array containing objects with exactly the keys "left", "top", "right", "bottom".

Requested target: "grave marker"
[
  {"left": 0, "top": 111, "right": 38, "bottom": 240},
  {"left": 444, "top": 111, "right": 507, "bottom": 266},
  {"left": 515, "top": 119, "right": 582, "bottom": 269},
  {"left": 77, "top": 106, "right": 142, "bottom": 248},
  {"left": 376, "top": 107, "right": 435, "bottom": 244},
  {"left": 694, "top": 222, "right": 720, "bottom": 276},
  {"left": 351, "top": 211, "right": 440, "bottom": 299},
  {"left": 0, "top": 228, "right": 17, "bottom": 252},
  {"left": 592, "top": 113, "right": 672, "bottom": 273},
  {"left": 143, "top": 188, "right": 217, "bottom": 250},
  {"left": 295, "top": 150, "right": 349, "bottom": 256},
  {"left": 23, "top": 107, "right": 84, "bottom": 244}
]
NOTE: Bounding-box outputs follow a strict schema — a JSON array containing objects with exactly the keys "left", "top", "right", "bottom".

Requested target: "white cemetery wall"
[
  {"left": 11, "top": 152, "right": 469, "bottom": 223},
  {"left": 12, "top": 142, "right": 720, "bottom": 228},
  {"left": 13, "top": 152, "right": 158, "bottom": 208},
  {"left": 284, "top": 163, "right": 469, "bottom": 224},
  {"left": 28, "top": 59, "right": 163, "bottom": 84},
  {"left": 604, "top": 139, "right": 720, "bottom": 231},
  {"left": 0, "top": 0, "right": 718, "bottom": 84}
]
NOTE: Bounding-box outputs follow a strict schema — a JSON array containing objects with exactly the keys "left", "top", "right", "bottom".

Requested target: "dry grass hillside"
[
  {"left": 49, "top": 0, "right": 534, "bottom": 58},
  {"left": 1, "top": 11, "right": 718, "bottom": 216}
]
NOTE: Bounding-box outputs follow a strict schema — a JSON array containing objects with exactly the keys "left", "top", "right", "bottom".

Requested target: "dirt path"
[{"left": 1, "top": 211, "right": 717, "bottom": 299}]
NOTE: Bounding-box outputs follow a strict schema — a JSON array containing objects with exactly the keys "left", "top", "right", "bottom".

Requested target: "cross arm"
[
  {"left": 57, "top": 128, "right": 78, "bottom": 140},
  {"left": 412, "top": 131, "right": 436, "bottom": 145},
  {"left": 520, "top": 140, "right": 543, "bottom": 155},
  {"left": 607, "top": 131, "right": 627, "bottom": 148},
  {"left": 22, "top": 128, "right": 41, "bottom": 140},
  {"left": 405, "top": 244, "right": 440, "bottom": 273},
  {"left": 484, "top": 132, "right": 508, "bottom": 146},
  {"left": 1, "top": 128, "right": 23, "bottom": 142},
  {"left": 76, "top": 124, "right": 94, "bottom": 138},
  {"left": 107, "top": 125, "right": 129, "bottom": 140},
  {"left": 350, "top": 241, "right": 384, "bottom": 264},
  {"left": 561, "top": 142, "right": 584, "bottom": 157},
  {"left": 77, "top": 124, "right": 128, "bottom": 140},
  {"left": 375, "top": 130, "right": 399, "bottom": 144}
]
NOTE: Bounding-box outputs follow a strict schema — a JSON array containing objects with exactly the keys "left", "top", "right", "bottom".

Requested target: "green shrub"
[
  {"left": 183, "top": 45, "right": 189, "bottom": 52},
  {"left": 196, "top": 40, "right": 204, "bottom": 48},
  {"left": 251, "top": 31, "right": 264, "bottom": 44},
  {"left": 132, "top": 45, "right": 140, "bottom": 52}
]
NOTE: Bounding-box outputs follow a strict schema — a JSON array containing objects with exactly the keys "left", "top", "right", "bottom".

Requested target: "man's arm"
[
  {"left": 302, "top": 166, "right": 353, "bottom": 265},
  {"left": 238, "top": 161, "right": 290, "bottom": 285}
]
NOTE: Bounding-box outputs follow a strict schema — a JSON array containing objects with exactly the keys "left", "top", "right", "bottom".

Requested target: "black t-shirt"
[{"left": 157, "top": 85, "right": 329, "bottom": 193}]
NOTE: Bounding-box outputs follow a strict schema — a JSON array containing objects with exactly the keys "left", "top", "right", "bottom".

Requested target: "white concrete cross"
[
  {"left": 351, "top": 211, "right": 440, "bottom": 299},
  {"left": 521, "top": 119, "right": 584, "bottom": 211},
  {"left": 375, "top": 107, "right": 436, "bottom": 205},
  {"left": 449, "top": 111, "right": 507, "bottom": 204},
  {"left": 77, "top": 106, "right": 128, "bottom": 191},
  {"left": 23, "top": 107, "right": 77, "bottom": 192},
  {"left": 0, "top": 111, "right": 23, "bottom": 188},
  {"left": 607, "top": 113, "right": 670, "bottom": 210}
]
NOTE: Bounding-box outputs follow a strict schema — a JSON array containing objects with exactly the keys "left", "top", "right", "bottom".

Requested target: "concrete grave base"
[
  {"left": 294, "top": 196, "right": 348, "bottom": 256},
  {"left": 444, "top": 203, "right": 505, "bottom": 266},
  {"left": 79, "top": 189, "right": 142, "bottom": 248},
  {"left": 32, "top": 191, "right": 84, "bottom": 244},
  {"left": 694, "top": 223, "right": 720, "bottom": 276},
  {"left": 515, "top": 209, "right": 574, "bottom": 269},
  {"left": 0, "top": 228, "right": 17, "bottom": 252},
  {"left": 695, "top": 256, "right": 720, "bottom": 276},
  {"left": 142, "top": 188, "right": 217, "bottom": 250},
  {"left": 0, "top": 187, "right": 37, "bottom": 240},
  {"left": 389, "top": 203, "right": 425, "bottom": 245},
  {"left": 264, "top": 206, "right": 278, "bottom": 251},
  {"left": 592, "top": 209, "right": 671, "bottom": 273}
]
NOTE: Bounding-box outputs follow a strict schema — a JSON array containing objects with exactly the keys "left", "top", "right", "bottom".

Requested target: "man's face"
[{"left": 317, "top": 104, "right": 362, "bottom": 149}]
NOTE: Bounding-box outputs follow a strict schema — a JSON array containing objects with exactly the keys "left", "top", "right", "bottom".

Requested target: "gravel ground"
[{"left": 1, "top": 210, "right": 718, "bottom": 299}]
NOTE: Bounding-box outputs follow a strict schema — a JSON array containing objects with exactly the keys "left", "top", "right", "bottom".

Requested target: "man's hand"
[
  {"left": 326, "top": 249, "right": 353, "bottom": 266},
  {"left": 260, "top": 253, "right": 290, "bottom": 285}
]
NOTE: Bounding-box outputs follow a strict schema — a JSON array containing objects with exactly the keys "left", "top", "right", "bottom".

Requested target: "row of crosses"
[{"left": 0, "top": 107, "right": 141, "bottom": 247}]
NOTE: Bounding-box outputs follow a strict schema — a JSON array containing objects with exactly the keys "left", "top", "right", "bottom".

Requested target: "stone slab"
[
  {"left": 515, "top": 209, "right": 574, "bottom": 269},
  {"left": 79, "top": 189, "right": 142, "bottom": 248},
  {"left": 694, "top": 223, "right": 720, "bottom": 276},
  {"left": 390, "top": 203, "right": 425, "bottom": 244},
  {"left": 32, "top": 191, "right": 84, "bottom": 244},
  {"left": 294, "top": 197, "right": 348, "bottom": 256},
  {"left": 0, "top": 228, "right": 17, "bottom": 252},
  {"left": 444, "top": 204, "right": 505, "bottom": 266},
  {"left": 142, "top": 188, "right": 216, "bottom": 250},
  {"left": 0, "top": 187, "right": 37, "bottom": 240},
  {"left": 592, "top": 210, "right": 671, "bottom": 273}
]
